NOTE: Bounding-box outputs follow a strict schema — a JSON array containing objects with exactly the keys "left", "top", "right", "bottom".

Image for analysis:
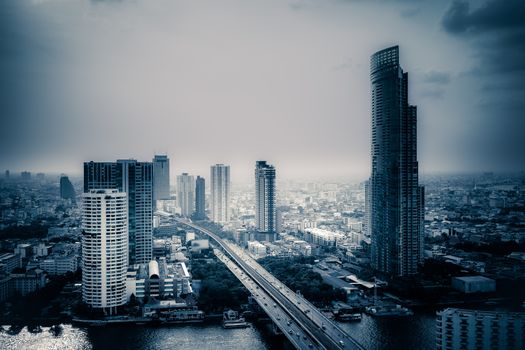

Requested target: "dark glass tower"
[
  {"left": 194, "top": 176, "right": 206, "bottom": 220},
  {"left": 60, "top": 174, "right": 76, "bottom": 203},
  {"left": 369, "top": 46, "right": 424, "bottom": 276},
  {"left": 152, "top": 155, "right": 170, "bottom": 202},
  {"left": 84, "top": 160, "right": 153, "bottom": 265},
  {"left": 255, "top": 161, "right": 276, "bottom": 234}
]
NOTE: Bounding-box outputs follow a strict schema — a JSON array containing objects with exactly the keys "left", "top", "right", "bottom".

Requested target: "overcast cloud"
[{"left": 0, "top": 0, "right": 523, "bottom": 182}]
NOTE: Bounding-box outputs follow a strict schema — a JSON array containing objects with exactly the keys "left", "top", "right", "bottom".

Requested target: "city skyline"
[
  {"left": 1, "top": 1, "right": 524, "bottom": 349},
  {"left": 2, "top": 0, "right": 525, "bottom": 182}
]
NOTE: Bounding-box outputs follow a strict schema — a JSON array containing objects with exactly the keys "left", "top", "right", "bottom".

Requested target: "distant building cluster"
[
  {"left": 1, "top": 43, "right": 524, "bottom": 350},
  {"left": 0, "top": 239, "right": 81, "bottom": 303}
]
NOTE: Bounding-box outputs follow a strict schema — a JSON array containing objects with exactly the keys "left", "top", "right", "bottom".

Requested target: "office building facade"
[
  {"left": 84, "top": 160, "right": 153, "bottom": 265},
  {"left": 176, "top": 173, "right": 195, "bottom": 217},
  {"left": 369, "top": 46, "right": 424, "bottom": 276},
  {"left": 194, "top": 176, "right": 206, "bottom": 220},
  {"left": 364, "top": 179, "right": 371, "bottom": 238},
  {"left": 255, "top": 161, "right": 276, "bottom": 233},
  {"left": 153, "top": 155, "right": 170, "bottom": 202},
  {"left": 81, "top": 189, "right": 128, "bottom": 313},
  {"left": 436, "top": 308, "right": 524, "bottom": 350},
  {"left": 210, "top": 164, "right": 230, "bottom": 223},
  {"left": 60, "top": 174, "right": 76, "bottom": 203}
]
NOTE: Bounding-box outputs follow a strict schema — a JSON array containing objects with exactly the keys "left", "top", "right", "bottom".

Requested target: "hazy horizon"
[{"left": 2, "top": 0, "right": 524, "bottom": 182}]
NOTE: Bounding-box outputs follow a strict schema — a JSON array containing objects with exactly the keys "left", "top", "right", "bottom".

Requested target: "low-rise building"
[
  {"left": 126, "top": 259, "right": 192, "bottom": 301},
  {"left": 247, "top": 240, "right": 267, "bottom": 258},
  {"left": 14, "top": 243, "right": 32, "bottom": 259},
  {"left": 0, "top": 253, "right": 21, "bottom": 274},
  {"left": 304, "top": 228, "right": 343, "bottom": 247},
  {"left": 39, "top": 254, "right": 78, "bottom": 275},
  {"left": 451, "top": 276, "right": 496, "bottom": 294},
  {"left": 10, "top": 268, "right": 46, "bottom": 296},
  {"left": 33, "top": 243, "right": 49, "bottom": 257},
  {"left": 190, "top": 240, "right": 209, "bottom": 254}
]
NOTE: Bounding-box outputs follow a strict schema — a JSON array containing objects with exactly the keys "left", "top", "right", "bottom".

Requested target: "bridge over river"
[{"left": 176, "top": 219, "right": 364, "bottom": 350}]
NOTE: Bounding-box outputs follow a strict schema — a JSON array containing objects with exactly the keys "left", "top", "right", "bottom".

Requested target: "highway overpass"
[{"left": 177, "top": 219, "right": 364, "bottom": 350}]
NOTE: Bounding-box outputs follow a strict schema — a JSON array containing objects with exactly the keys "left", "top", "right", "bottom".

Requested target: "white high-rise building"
[
  {"left": 436, "top": 308, "right": 524, "bottom": 350},
  {"left": 211, "top": 164, "right": 230, "bottom": 223},
  {"left": 82, "top": 189, "right": 128, "bottom": 314},
  {"left": 176, "top": 173, "right": 195, "bottom": 217}
]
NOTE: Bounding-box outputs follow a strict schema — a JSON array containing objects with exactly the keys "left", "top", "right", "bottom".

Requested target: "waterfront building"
[
  {"left": 210, "top": 164, "right": 230, "bottom": 223},
  {"left": 436, "top": 308, "right": 525, "bottom": 350},
  {"left": 60, "top": 174, "right": 76, "bottom": 203},
  {"left": 20, "top": 171, "right": 31, "bottom": 181},
  {"left": 84, "top": 160, "right": 153, "bottom": 265},
  {"left": 255, "top": 161, "right": 276, "bottom": 234},
  {"left": 369, "top": 46, "right": 424, "bottom": 276},
  {"left": 195, "top": 176, "right": 206, "bottom": 220},
  {"left": 176, "top": 173, "right": 195, "bottom": 217},
  {"left": 126, "top": 259, "right": 192, "bottom": 301},
  {"left": 81, "top": 189, "right": 128, "bottom": 313},
  {"left": 153, "top": 155, "right": 170, "bottom": 202}
]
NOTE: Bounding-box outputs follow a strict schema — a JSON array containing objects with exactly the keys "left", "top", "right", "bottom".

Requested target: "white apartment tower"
[
  {"left": 82, "top": 189, "right": 128, "bottom": 314},
  {"left": 211, "top": 164, "right": 230, "bottom": 223},
  {"left": 176, "top": 173, "right": 195, "bottom": 217}
]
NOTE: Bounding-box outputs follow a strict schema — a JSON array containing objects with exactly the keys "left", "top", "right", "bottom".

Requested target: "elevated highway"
[{"left": 177, "top": 219, "right": 364, "bottom": 350}]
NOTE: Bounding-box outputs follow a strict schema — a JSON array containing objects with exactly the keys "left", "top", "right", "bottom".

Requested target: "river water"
[{"left": 0, "top": 312, "right": 436, "bottom": 350}]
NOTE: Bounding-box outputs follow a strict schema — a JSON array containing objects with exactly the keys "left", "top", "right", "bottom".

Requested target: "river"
[{"left": 0, "top": 312, "right": 436, "bottom": 350}]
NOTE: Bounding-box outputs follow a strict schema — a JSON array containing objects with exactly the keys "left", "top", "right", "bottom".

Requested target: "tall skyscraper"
[
  {"left": 194, "top": 176, "right": 206, "bottom": 220},
  {"left": 84, "top": 160, "right": 153, "bottom": 265},
  {"left": 152, "top": 155, "right": 170, "bottom": 202},
  {"left": 81, "top": 189, "right": 128, "bottom": 314},
  {"left": 255, "top": 161, "right": 276, "bottom": 233},
  {"left": 369, "top": 46, "right": 424, "bottom": 276},
  {"left": 364, "top": 179, "right": 371, "bottom": 238},
  {"left": 60, "top": 174, "right": 76, "bottom": 203},
  {"left": 210, "top": 164, "right": 230, "bottom": 223},
  {"left": 176, "top": 173, "right": 195, "bottom": 217}
]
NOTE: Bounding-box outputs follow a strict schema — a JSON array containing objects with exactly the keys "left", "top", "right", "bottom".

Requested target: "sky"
[{"left": 1, "top": 0, "right": 524, "bottom": 183}]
